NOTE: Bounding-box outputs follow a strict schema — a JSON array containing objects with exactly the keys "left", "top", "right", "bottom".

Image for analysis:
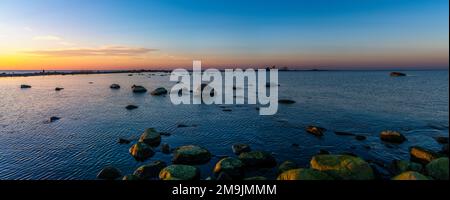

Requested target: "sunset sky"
[{"left": 0, "top": 0, "right": 448, "bottom": 70}]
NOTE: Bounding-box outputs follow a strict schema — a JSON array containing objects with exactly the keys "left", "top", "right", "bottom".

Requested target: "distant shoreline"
[{"left": 1, "top": 68, "right": 448, "bottom": 78}]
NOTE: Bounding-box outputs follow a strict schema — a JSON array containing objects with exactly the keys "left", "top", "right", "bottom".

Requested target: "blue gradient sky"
[{"left": 0, "top": 0, "right": 448, "bottom": 70}]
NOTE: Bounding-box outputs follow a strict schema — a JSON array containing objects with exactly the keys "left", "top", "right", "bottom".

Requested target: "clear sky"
[{"left": 0, "top": 0, "right": 448, "bottom": 70}]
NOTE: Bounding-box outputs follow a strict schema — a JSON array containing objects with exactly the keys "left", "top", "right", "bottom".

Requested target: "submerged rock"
[
  {"left": 278, "top": 160, "right": 299, "bottom": 174},
  {"left": 129, "top": 142, "right": 155, "bottom": 161},
  {"left": 392, "top": 171, "right": 430, "bottom": 180},
  {"left": 214, "top": 157, "right": 244, "bottom": 179},
  {"left": 132, "top": 85, "right": 147, "bottom": 93},
  {"left": 172, "top": 145, "right": 212, "bottom": 165},
  {"left": 334, "top": 131, "right": 355, "bottom": 136},
  {"left": 97, "top": 166, "right": 122, "bottom": 180},
  {"left": 425, "top": 157, "right": 449, "bottom": 180},
  {"left": 390, "top": 72, "right": 407, "bottom": 77},
  {"left": 138, "top": 128, "right": 161, "bottom": 146},
  {"left": 239, "top": 151, "right": 277, "bottom": 168},
  {"left": 125, "top": 105, "right": 138, "bottom": 110},
  {"left": 410, "top": 146, "right": 440, "bottom": 165},
  {"left": 20, "top": 84, "right": 31, "bottom": 89},
  {"left": 151, "top": 87, "right": 168, "bottom": 96},
  {"left": 118, "top": 138, "right": 131, "bottom": 144},
  {"left": 435, "top": 136, "right": 449, "bottom": 144},
  {"left": 277, "top": 169, "right": 333, "bottom": 180},
  {"left": 306, "top": 126, "right": 326, "bottom": 137},
  {"left": 232, "top": 144, "right": 251, "bottom": 155},
  {"left": 390, "top": 160, "right": 423, "bottom": 175},
  {"left": 110, "top": 84, "right": 121, "bottom": 89},
  {"left": 380, "top": 130, "right": 406, "bottom": 143},
  {"left": 310, "top": 154, "right": 374, "bottom": 180},
  {"left": 133, "top": 160, "right": 167, "bottom": 180},
  {"left": 355, "top": 135, "right": 367, "bottom": 141},
  {"left": 278, "top": 99, "right": 296, "bottom": 104},
  {"left": 159, "top": 165, "right": 200, "bottom": 180},
  {"left": 161, "top": 143, "right": 171, "bottom": 154}
]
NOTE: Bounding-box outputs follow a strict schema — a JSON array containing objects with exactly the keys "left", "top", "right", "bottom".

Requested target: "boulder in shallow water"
[
  {"left": 110, "top": 84, "right": 120, "bottom": 89},
  {"left": 172, "top": 145, "right": 212, "bottom": 165},
  {"left": 161, "top": 143, "right": 171, "bottom": 154},
  {"left": 278, "top": 160, "right": 299, "bottom": 174},
  {"left": 232, "top": 143, "right": 251, "bottom": 155},
  {"left": 310, "top": 154, "right": 375, "bottom": 180},
  {"left": 132, "top": 85, "right": 147, "bottom": 93},
  {"left": 125, "top": 105, "right": 138, "bottom": 110},
  {"left": 138, "top": 128, "right": 161, "bottom": 146},
  {"left": 380, "top": 130, "right": 406, "bottom": 143},
  {"left": 50, "top": 116, "right": 61, "bottom": 122},
  {"left": 390, "top": 72, "right": 407, "bottom": 77},
  {"left": 129, "top": 142, "right": 155, "bottom": 161},
  {"left": 159, "top": 165, "right": 200, "bottom": 180},
  {"left": 277, "top": 169, "right": 333, "bottom": 180},
  {"left": 392, "top": 171, "right": 430, "bottom": 180},
  {"left": 306, "top": 126, "right": 326, "bottom": 137},
  {"left": 97, "top": 166, "right": 122, "bottom": 180},
  {"left": 133, "top": 160, "right": 167, "bottom": 180},
  {"left": 390, "top": 160, "right": 423, "bottom": 175},
  {"left": 214, "top": 157, "right": 244, "bottom": 179},
  {"left": 151, "top": 87, "right": 168, "bottom": 96},
  {"left": 239, "top": 151, "right": 277, "bottom": 168},
  {"left": 20, "top": 84, "right": 31, "bottom": 89},
  {"left": 425, "top": 157, "right": 449, "bottom": 180},
  {"left": 410, "top": 146, "right": 440, "bottom": 165}
]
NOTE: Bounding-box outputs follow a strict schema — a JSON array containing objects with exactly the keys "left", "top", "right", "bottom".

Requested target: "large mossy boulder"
[
  {"left": 97, "top": 166, "right": 122, "bottom": 180},
  {"left": 310, "top": 154, "right": 374, "bottom": 180},
  {"left": 159, "top": 165, "right": 200, "bottom": 180},
  {"left": 425, "top": 157, "right": 449, "bottom": 180},
  {"left": 380, "top": 130, "right": 406, "bottom": 143},
  {"left": 138, "top": 128, "right": 161, "bottom": 146},
  {"left": 410, "top": 146, "right": 440, "bottom": 165},
  {"left": 239, "top": 151, "right": 277, "bottom": 168},
  {"left": 277, "top": 169, "right": 333, "bottom": 180},
  {"left": 172, "top": 145, "right": 212, "bottom": 165},
  {"left": 133, "top": 160, "right": 167, "bottom": 180},
  {"left": 214, "top": 157, "right": 244, "bottom": 179},
  {"left": 129, "top": 142, "right": 155, "bottom": 161},
  {"left": 392, "top": 171, "right": 431, "bottom": 180},
  {"left": 151, "top": 87, "right": 168, "bottom": 96}
]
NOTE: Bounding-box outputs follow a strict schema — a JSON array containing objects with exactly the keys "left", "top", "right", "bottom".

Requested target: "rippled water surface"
[{"left": 0, "top": 71, "right": 448, "bottom": 180}]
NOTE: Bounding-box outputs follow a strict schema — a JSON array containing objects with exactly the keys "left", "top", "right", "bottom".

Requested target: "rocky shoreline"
[{"left": 98, "top": 126, "right": 448, "bottom": 181}]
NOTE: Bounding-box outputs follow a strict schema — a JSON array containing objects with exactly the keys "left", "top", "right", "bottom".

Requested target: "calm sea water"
[{"left": 0, "top": 71, "right": 448, "bottom": 180}]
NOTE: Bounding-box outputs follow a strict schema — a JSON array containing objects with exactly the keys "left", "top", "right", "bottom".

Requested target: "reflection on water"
[{"left": 0, "top": 71, "right": 448, "bottom": 180}]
